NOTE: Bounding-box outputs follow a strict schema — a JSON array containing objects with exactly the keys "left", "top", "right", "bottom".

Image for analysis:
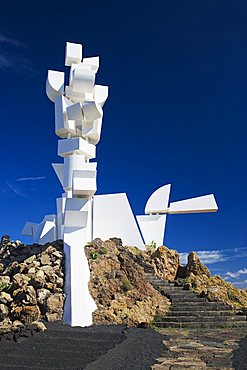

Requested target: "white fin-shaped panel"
[
  {"left": 52, "top": 163, "right": 64, "bottom": 187},
  {"left": 46, "top": 70, "right": 65, "bottom": 102},
  {"left": 137, "top": 214, "right": 167, "bottom": 247},
  {"left": 169, "top": 194, "right": 218, "bottom": 214},
  {"left": 22, "top": 222, "right": 36, "bottom": 236},
  {"left": 145, "top": 184, "right": 171, "bottom": 214}
]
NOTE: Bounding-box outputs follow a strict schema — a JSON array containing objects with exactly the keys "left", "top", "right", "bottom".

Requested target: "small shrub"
[
  {"left": 91, "top": 251, "right": 99, "bottom": 260},
  {"left": 150, "top": 240, "right": 156, "bottom": 249},
  {"left": 122, "top": 279, "right": 132, "bottom": 292}
]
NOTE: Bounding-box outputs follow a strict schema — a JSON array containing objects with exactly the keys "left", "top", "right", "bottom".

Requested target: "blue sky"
[{"left": 0, "top": 0, "right": 246, "bottom": 287}]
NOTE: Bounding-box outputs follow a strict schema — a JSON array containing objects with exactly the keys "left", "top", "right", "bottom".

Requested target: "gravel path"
[{"left": 152, "top": 327, "right": 247, "bottom": 369}]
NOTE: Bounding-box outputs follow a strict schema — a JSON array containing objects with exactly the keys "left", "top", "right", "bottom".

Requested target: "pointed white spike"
[
  {"left": 145, "top": 184, "right": 171, "bottom": 214},
  {"left": 168, "top": 194, "right": 218, "bottom": 214},
  {"left": 52, "top": 163, "right": 64, "bottom": 187}
]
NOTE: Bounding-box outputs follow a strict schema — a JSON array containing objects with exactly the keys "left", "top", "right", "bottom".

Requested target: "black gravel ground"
[
  {"left": 233, "top": 334, "right": 247, "bottom": 370},
  {"left": 0, "top": 321, "right": 168, "bottom": 370}
]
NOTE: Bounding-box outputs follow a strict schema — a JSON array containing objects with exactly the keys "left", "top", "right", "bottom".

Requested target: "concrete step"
[{"left": 160, "top": 315, "right": 246, "bottom": 323}]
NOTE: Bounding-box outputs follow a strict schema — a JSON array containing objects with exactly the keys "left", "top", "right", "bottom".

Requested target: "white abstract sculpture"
[{"left": 22, "top": 41, "right": 219, "bottom": 328}]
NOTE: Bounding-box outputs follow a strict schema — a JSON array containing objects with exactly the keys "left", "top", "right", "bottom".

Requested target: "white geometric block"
[
  {"left": 93, "top": 193, "right": 145, "bottom": 250},
  {"left": 83, "top": 57, "right": 99, "bottom": 72},
  {"left": 63, "top": 155, "right": 86, "bottom": 191},
  {"left": 64, "top": 198, "right": 89, "bottom": 228},
  {"left": 73, "top": 163, "right": 97, "bottom": 197},
  {"left": 93, "top": 85, "right": 109, "bottom": 107},
  {"left": 66, "top": 102, "right": 84, "bottom": 121},
  {"left": 52, "top": 163, "right": 64, "bottom": 187},
  {"left": 54, "top": 95, "right": 77, "bottom": 138},
  {"left": 46, "top": 70, "right": 65, "bottom": 102},
  {"left": 69, "top": 62, "right": 92, "bottom": 87},
  {"left": 58, "top": 137, "right": 96, "bottom": 159},
  {"left": 82, "top": 101, "right": 103, "bottom": 121},
  {"left": 169, "top": 194, "right": 218, "bottom": 214},
  {"left": 145, "top": 184, "right": 171, "bottom": 214},
  {"left": 65, "top": 86, "right": 85, "bottom": 103},
  {"left": 81, "top": 118, "right": 102, "bottom": 145},
  {"left": 65, "top": 42, "right": 82, "bottom": 66},
  {"left": 136, "top": 214, "right": 167, "bottom": 247},
  {"left": 72, "top": 68, "right": 95, "bottom": 94}
]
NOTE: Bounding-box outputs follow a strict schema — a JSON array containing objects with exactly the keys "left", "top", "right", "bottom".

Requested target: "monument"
[{"left": 22, "top": 42, "right": 218, "bottom": 327}]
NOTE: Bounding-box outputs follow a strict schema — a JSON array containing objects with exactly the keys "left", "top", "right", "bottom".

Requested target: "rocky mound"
[
  {"left": 176, "top": 251, "right": 247, "bottom": 313},
  {"left": 0, "top": 237, "right": 65, "bottom": 333},
  {"left": 85, "top": 239, "right": 170, "bottom": 325}
]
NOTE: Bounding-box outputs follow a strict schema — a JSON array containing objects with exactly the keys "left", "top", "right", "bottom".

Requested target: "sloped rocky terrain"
[
  {"left": 176, "top": 251, "right": 247, "bottom": 313},
  {"left": 85, "top": 238, "right": 170, "bottom": 325}
]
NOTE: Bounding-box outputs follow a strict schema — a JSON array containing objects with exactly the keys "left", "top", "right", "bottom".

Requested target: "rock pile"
[{"left": 0, "top": 239, "right": 65, "bottom": 333}]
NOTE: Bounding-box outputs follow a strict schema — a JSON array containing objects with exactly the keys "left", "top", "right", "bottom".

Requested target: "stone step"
[
  {"left": 171, "top": 302, "right": 232, "bottom": 310},
  {"left": 154, "top": 320, "right": 247, "bottom": 329},
  {"left": 160, "top": 315, "right": 246, "bottom": 323},
  {"left": 168, "top": 310, "right": 237, "bottom": 317},
  {"left": 168, "top": 297, "right": 206, "bottom": 303}
]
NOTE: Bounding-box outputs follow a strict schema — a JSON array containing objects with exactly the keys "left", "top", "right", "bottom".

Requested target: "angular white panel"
[
  {"left": 54, "top": 95, "right": 77, "bottom": 138},
  {"left": 137, "top": 215, "right": 166, "bottom": 247},
  {"left": 46, "top": 70, "right": 65, "bottom": 102},
  {"left": 64, "top": 198, "right": 89, "bottom": 227},
  {"left": 21, "top": 222, "right": 37, "bottom": 236},
  {"left": 81, "top": 118, "right": 102, "bottom": 145},
  {"left": 169, "top": 194, "right": 218, "bottom": 214},
  {"left": 66, "top": 102, "right": 83, "bottom": 121},
  {"left": 83, "top": 57, "right": 99, "bottom": 72},
  {"left": 93, "top": 85, "right": 109, "bottom": 107},
  {"left": 93, "top": 193, "right": 145, "bottom": 250},
  {"left": 52, "top": 163, "right": 64, "bottom": 187},
  {"left": 82, "top": 101, "right": 103, "bottom": 121},
  {"left": 145, "top": 184, "right": 171, "bottom": 214},
  {"left": 72, "top": 68, "right": 95, "bottom": 94},
  {"left": 65, "top": 42, "right": 82, "bottom": 66},
  {"left": 58, "top": 137, "right": 96, "bottom": 159}
]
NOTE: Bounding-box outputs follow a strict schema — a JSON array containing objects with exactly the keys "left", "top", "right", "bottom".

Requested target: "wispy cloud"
[
  {"left": 0, "top": 34, "right": 25, "bottom": 47},
  {"left": 16, "top": 176, "right": 46, "bottom": 182},
  {"left": 4, "top": 181, "right": 29, "bottom": 199},
  {"left": 224, "top": 268, "right": 247, "bottom": 279},
  {"left": 179, "top": 247, "right": 247, "bottom": 266},
  {"left": 179, "top": 250, "right": 227, "bottom": 265},
  {"left": 0, "top": 32, "right": 35, "bottom": 73}
]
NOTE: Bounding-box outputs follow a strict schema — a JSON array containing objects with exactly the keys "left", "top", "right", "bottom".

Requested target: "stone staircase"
[{"left": 147, "top": 273, "right": 247, "bottom": 329}]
